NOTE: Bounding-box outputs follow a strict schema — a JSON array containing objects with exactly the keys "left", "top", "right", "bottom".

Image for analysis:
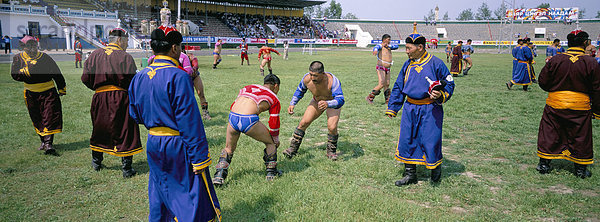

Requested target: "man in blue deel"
[
  {"left": 386, "top": 23, "right": 455, "bottom": 186},
  {"left": 128, "top": 28, "right": 221, "bottom": 222}
]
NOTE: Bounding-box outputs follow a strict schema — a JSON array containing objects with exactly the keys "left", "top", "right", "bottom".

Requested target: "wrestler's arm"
[
  {"left": 268, "top": 100, "right": 281, "bottom": 146},
  {"left": 171, "top": 72, "right": 211, "bottom": 172},
  {"left": 325, "top": 75, "right": 345, "bottom": 109},
  {"left": 372, "top": 44, "right": 382, "bottom": 55},
  {"left": 289, "top": 74, "right": 309, "bottom": 114},
  {"left": 389, "top": 44, "right": 399, "bottom": 50}
]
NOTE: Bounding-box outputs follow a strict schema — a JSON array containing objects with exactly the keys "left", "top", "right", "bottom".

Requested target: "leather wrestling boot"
[
  {"left": 365, "top": 90, "right": 380, "bottom": 104},
  {"left": 535, "top": 158, "right": 552, "bottom": 174},
  {"left": 43, "top": 135, "right": 57, "bottom": 155},
  {"left": 92, "top": 151, "right": 104, "bottom": 171},
  {"left": 506, "top": 81, "right": 513, "bottom": 90},
  {"left": 395, "top": 164, "right": 418, "bottom": 186},
  {"left": 326, "top": 134, "right": 339, "bottom": 161},
  {"left": 38, "top": 135, "right": 45, "bottom": 150},
  {"left": 283, "top": 128, "right": 305, "bottom": 159},
  {"left": 264, "top": 149, "right": 282, "bottom": 181},
  {"left": 574, "top": 163, "right": 592, "bottom": 179},
  {"left": 201, "top": 102, "right": 211, "bottom": 120},
  {"left": 384, "top": 89, "right": 391, "bottom": 104},
  {"left": 430, "top": 165, "right": 442, "bottom": 183},
  {"left": 122, "top": 156, "right": 137, "bottom": 178},
  {"left": 213, "top": 150, "right": 233, "bottom": 186}
]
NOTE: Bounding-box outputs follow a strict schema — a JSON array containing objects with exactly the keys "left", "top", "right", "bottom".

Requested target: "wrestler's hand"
[
  {"left": 193, "top": 168, "right": 205, "bottom": 175},
  {"left": 430, "top": 90, "right": 442, "bottom": 100},
  {"left": 288, "top": 105, "right": 295, "bottom": 115},
  {"left": 317, "top": 101, "right": 328, "bottom": 111},
  {"left": 372, "top": 50, "right": 377, "bottom": 56}
]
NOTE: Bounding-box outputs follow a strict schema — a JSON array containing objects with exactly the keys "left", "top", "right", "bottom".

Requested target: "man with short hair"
[
  {"left": 129, "top": 28, "right": 221, "bottom": 221},
  {"left": 506, "top": 38, "right": 533, "bottom": 91},
  {"left": 536, "top": 30, "right": 600, "bottom": 179},
  {"left": 82, "top": 28, "right": 142, "bottom": 177},
  {"left": 545, "top": 39, "right": 561, "bottom": 62},
  {"left": 386, "top": 25, "right": 455, "bottom": 186},
  {"left": 11, "top": 35, "right": 65, "bottom": 155},
  {"left": 239, "top": 37, "right": 250, "bottom": 65},
  {"left": 283, "top": 61, "right": 345, "bottom": 161},
  {"left": 366, "top": 34, "right": 399, "bottom": 104},
  {"left": 3, "top": 35, "right": 11, "bottom": 54},
  {"left": 213, "top": 39, "right": 222, "bottom": 69},
  {"left": 74, "top": 37, "right": 83, "bottom": 68},
  {"left": 450, "top": 40, "right": 463, "bottom": 77},
  {"left": 461, "top": 39, "right": 474, "bottom": 75},
  {"left": 258, "top": 44, "right": 281, "bottom": 76},
  {"left": 444, "top": 42, "right": 452, "bottom": 62},
  {"left": 213, "top": 74, "right": 282, "bottom": 186}
]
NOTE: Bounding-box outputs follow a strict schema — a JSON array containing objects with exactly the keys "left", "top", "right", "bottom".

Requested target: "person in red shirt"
[
  {"left": 74, "top": 37, "right": 83, "bottom": 68},
  {"left": 239, "top": 37, "right": 250, "bottom": 65},
  {"left": 258, "top": 44, "right": 281, "bottom": 76},
  {"left": 213, "top": 74, "right": 282, "bottom": 186}
]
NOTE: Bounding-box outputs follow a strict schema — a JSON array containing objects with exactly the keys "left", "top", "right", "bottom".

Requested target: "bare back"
[{"left": 231, "top": 96, "right": 270, "bottom": 115}]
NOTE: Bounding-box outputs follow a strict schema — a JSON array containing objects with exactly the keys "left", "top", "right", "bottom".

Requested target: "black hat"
[
  {"left": 567, "top": 30, "right": 589, "bottom": 47},
  {"left": 405, "top": 22, "right": 426, "bottom": 46},
  {"left": 109, "top": 28, "right": 129, "bottom": 37},
  {"left": 151, "top": 28, "right": 182, "bottom": 45}
]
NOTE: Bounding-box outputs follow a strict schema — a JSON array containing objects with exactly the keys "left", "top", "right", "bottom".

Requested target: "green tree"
[
  {"left": 342, "top": 13, "right": 358, "bottom": 19},
  {"left": 475, "top": 2, "right": 492, "bottom": 20},
  {"left": 424, "top": 9, "right": 435, "bottom": 21},
  {"left": 324, "top": 0, "right": 343, "bottom": 19},
  {"left": 596, "top": 11, "right": 600, "bottom": 18},
  {"left": 443, "top": 12, "right": 449, "bottom": 20},
  {"left": 494, "top": 2, "right": 508, "bottom": 20},
  {"left": 457, "top": 8, "right": 474, "bottom": 20},
  {"left": 304, "top": 6, "right": 315, "bottom": 18},
  {"left": 536, "top": 3, "right": 550, "bottom": 8}
]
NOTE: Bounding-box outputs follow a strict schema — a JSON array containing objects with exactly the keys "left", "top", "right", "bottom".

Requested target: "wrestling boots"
[
  {"left": 213, "top": 63, "right": 217, "bottom": 69},
  {"left": 283, "top": 128, "right": 305, "bottom": 159},
  {"left": 38, "top": 135, "right": 45, "bottom": 150},
  {"left": 365, "top": 90, "right": 380, "bottom": 104},
  {"left": 201, "top": 102, "right": 211, "bottom": 120},
  {"left": 574, "top": 163, "right": 592, "bottom": 179},
  {"left": 505, "top": 81, "right": 513, "bottom": 90},
  {"left": 395, "top": 164, "right": 418, "bottom": 186},
  {"left": 430, "top": 165, "right": 442, "bottom": 183},
  {"left": 263, "top": 149, "right": 282, "bottom": 181},
  {"left": 536, "top": 158, "right": 552, "bottom": 174},
  {"left": 122, "top": 156, "right": 136, "bottom": 178},
  {"left": 42, "top": 135, "right": 57, "bottom": 155},
  {"left": 268, "top": 68, "right": 273, "bottom": 75},
  {"left": 326, "top": 134, "right": 339, "bottom": 161},
  {"left": 260, "top": 69, "right": 265, "bottom": 76},
  {"left": 213, "top": 150, "right": 233, "bottom": 186},
  {"left": 523, "top": 85, "right": 529, "bottom": 91},
  {"left": 384, "top": 89, "right": 391, "bottom": 104},
  {"left": 463, "top": 66, "right": 471, "bottom": 75},
  {"left": 92, "top": 151, "right": 104, "bottom": 171}
]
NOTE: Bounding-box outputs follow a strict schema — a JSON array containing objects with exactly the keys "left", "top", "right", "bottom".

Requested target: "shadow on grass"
[
  {"left": 412, "top": 158, "right": 466, "bottom": 183},
  {"left": 202, "top": 111, "right": 227, "bottom": 127},
  {"left": 56, "top": 139, "right": 89, "bottom": 153},
  {"left": 207, "top": 136, "right": 226, "bottom": 150},
  {"left": 548, "top": 159, "right": 576, "bottom": 174},
  {"left": 225, "top": 193, "right": 276, "bottom": 221}
]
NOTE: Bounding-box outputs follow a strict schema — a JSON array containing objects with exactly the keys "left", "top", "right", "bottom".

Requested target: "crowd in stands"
[{"left": 219, "top": 12, "right": 317, "bottom": 38}]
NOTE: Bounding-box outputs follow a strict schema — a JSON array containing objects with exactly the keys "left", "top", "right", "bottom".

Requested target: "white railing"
[
  {"left": 56, "top": 8, "right": 117, "bottom": 19},
  {"left": 0, "top": 4, "right": 47, "bottom": 15},
  {"left": 0, "top": 4, "right": 117, "bottom": 19}
]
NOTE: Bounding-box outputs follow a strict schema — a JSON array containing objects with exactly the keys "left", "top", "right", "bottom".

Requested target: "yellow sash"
[
  {"left": 24, "top": 81, "right": 54, "bottom": 92},
  {"left": 149, "top": 127, "right": 180, "bottom": 136},
  {"left": 546, "top": 91, "right": 590, "bottom": 110},
  {"left": 95, "top": 85, "right": 126, "bottom": 93},
  {"left": 407, "top": 97, "right": 434, "bottom": 105}
]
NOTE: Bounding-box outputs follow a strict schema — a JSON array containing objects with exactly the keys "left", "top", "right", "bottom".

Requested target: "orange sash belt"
[
  {"left": 546, "top": 91, "right": 590, "bottom": 110},
  {"left": 24, "top": 81, "right": 55, "bottom": 92},
  {"left": 407, "top": 97, "right": 434, "bottom": 105},
  {"left": 95, "top": 85, "right": 126, "bottom": 93},
  {"left": 149, "top": 127, "right": 180, "bottom": 136}
]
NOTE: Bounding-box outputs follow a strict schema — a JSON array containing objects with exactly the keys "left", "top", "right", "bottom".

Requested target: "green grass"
[{"left": 1, "top": 50, "right": 599, "bottom": 221}]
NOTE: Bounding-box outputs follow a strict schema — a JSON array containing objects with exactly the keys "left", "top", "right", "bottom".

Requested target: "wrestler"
[
  {"left": 461, "top": 39, "right": 474, "bottom": 75},
  {"left": 366, "top": 34, "right": 399, "bottom": 104},
  {"left": 213, "top": 39, "right": 222, "bottom": 69},
  {"left": 258, "top": 44, "right": 281, "bottom": 76}
]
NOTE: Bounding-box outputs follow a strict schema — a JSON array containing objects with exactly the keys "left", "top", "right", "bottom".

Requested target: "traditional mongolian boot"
[
  {"left": 283, "top": 128, "right": 305, "bottom": 159},
  {"left": 430, "top": 165, "right": 442, "bottom": 183},
  {"left": 326, "top": 134, "right": 339, "bottom": 161},
  {"left": 92, "top": 151, "right": 104, "bottom": 171},
  {"left": 384, "top": 89, "right": 391, "bottom": 104},
  {"left": 213, "top": 150, "right": 233, "bottom": 186},
  {"left": 365, "top": 90, "right": 380, "bottom": 104},
  {"left": 523, "top": 85, "right": 529, "bottom": 91},
  {"left": 574, "top": 163, "right": 592, "bottom": 179},
  {"left": 268, "top": 68, "right": 273, "bottom": 75},
  {"left": 463, "top": 66, "right": 470, "bottom": 75},
  {"left": 201, "top": 102, "right": 211, "bottom": 120},
  {"left": 38, "top": 135, "right": 45, "bottom": 150},
  {"left": 43, "top": 135, "right": 57, "bottom": 155},
  {"left": 263, "top": 149, "right": 282, "bottom": 181},
  {"left": 213, "top": 64, "right": 217, "bottom": 69},
  {"left": 122, "top": 156, "right": 137, "bottom": 178},
  {"left": 505, "top": 81, "right": 513, "bottom": 90},
  {"left": 260, "top": 69, "right": 265, "bottom": 76},
  {"left": 536, "top": 158, "right": 552, "bottom": 174},
  {"left": 395, "top": 164, "right": 418, "bottom": 186}
]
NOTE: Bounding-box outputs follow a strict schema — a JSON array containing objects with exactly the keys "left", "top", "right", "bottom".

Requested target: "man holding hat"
[
  {"left": 81, "top": 28, "right": 141, "bottom": 177},
  {"left": 129, "top": 28, "right": 221, "bottom": 221},
  {"left": 11, "top": 35, "right": 65, "bottom": 155},
  {"left": 536, "top": 30, "right": 600, "bottom": 179},
  {"left": 385, "top": 23, "right": 455, "bottom": 186}
]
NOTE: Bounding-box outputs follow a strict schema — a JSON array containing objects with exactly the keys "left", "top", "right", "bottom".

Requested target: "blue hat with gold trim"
[{"left": 406, "top": 22, "right": 426, "bottom": 46}]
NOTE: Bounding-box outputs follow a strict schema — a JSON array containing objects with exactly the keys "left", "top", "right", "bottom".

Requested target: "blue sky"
[{"left": 328, "top": 0, "right": 599, "bottom": 20}]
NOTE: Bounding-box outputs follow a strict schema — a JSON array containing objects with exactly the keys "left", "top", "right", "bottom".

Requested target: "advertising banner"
[{"left": 506, "top": 8, "right": 579, "bottom": 20}]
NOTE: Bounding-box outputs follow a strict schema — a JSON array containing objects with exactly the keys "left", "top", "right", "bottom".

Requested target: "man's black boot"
[
  {"left": 122, "top": 156, "right": 136, "bottom": 178},
  {"left": 264, "top": 149, "right": 282, "bottom": 181},
  {"left": 431, "top": 165, "right": 442, "bottom": 183},
  {"left": 283, "top": 128, "right": 305, "bottom": 159},
  {"left": 395, "top": 164, "right": 418, "bottom": 186},
  {"left": 92, "top": 151, "right": 104, "bottom": 171},
  {"left": 213, "top": 150, "right": 233, "bottom": 186},
  {"left": 326, "top": 134, "right": 339, "bottom": 161},
  {"left": 574, "top": 163, "right": 592, "bottom": 179},
  {"left": 536, "top": 158, "right": 552, "bottom": 174}
]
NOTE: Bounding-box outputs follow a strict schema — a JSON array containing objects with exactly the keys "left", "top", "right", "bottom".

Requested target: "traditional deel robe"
[
  {"left": 386, "top": 52, "right": 455, "bottom": 169},
  {"left": 129, "top": 55, "right": 221, "bottom": 222},
  {"left": 290, "top": 72, "right": 345, "bottom": 109},
  {"left": 450, "top": 45, "right": 462, "bottom": 75},
  {"left": 11, "top": 51, "right": 65, "bottom": 136},
  {"left": 82, "top": 43, "right": 142, "bottom": 157},
  {"left": 511, "top": 45, "right": 534, "bottom": 86},
  {"left": 537, "top": 47, "right": 600, "bottom": 165}
]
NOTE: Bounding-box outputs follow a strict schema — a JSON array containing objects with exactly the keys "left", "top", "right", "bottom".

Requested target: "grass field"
[{"left": 1, "top": 49, "right": 599, "bottom": 221}]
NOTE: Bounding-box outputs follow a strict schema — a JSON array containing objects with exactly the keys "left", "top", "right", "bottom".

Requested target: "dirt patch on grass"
[
  {"left": 545, "top": 184, "right": 574, "bottom": 194},
  {"left": 406, "top": 199, "right": 431, "bottom": 208},
  {"left": 451, "top": 206, "right": 467, "bottom": 214},
  {"left": 489, "top": 186, "right": 501, "bottom": 194},
  {"left": 578, "top": 190, "right": 599, "bottom": 197},
  {"left": 496, "top": 117, "right": 510, "bottom": 122},
  {"left": 461, "top": 171, "right": 483, "bottom": 182}
]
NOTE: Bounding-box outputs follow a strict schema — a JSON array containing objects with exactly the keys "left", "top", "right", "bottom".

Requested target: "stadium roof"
[{"left": 183, "top": 0, "right": 325, "bottom": 9}]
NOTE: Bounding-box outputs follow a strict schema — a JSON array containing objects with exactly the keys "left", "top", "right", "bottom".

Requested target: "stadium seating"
[{"left": 44, "top": 0, "right": 102, "bottom": 11}]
